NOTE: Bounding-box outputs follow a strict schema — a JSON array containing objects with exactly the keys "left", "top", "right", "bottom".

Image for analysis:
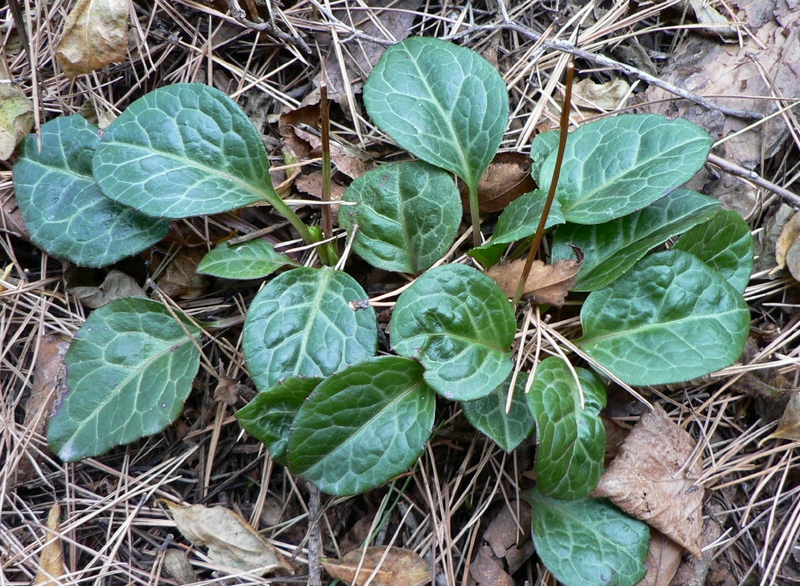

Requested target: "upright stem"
[
  {"left": 320, "top": 83, "right": 334, "bottom": 241},
  {"left": 268, "top": 195, "right": 316, "bottom": 245},
  {"left": 512, "top": 63, "right": 574, "bottom": 307},
  {"left": 469, "top": 182, "right": 482, "bottom": 247}
]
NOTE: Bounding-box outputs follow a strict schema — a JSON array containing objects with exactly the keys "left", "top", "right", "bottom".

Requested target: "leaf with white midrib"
[
  {"left": 93, "top": 83, "right": 277, "bottom": 219},
  {"left": 577, "top": 249, "right": 750, "bottom": 386},
  {"left": 48, "top": 297, "right": 202, "bottom": 462},
  {"left": 363, "top": 37, "right": 508, "bottom": 191},
  {"left": 390, "top": 264, "right": 516, "bottom": 401},
  {"left": 12, "top": 114, "right": 169, "bottom": 267},
  {"left": 243, "top": 267, "right": 378, "bottom": 391},
  {"left": 340, "top": 161, "right": 462, "bottom": 274},
  {"left": 288, "top": 356, "right": 435, "bottom": 496}
]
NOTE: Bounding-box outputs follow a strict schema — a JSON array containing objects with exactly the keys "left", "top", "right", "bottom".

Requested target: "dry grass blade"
[{"left": 2, "top": 0, "right": 800, "bottom": 585}]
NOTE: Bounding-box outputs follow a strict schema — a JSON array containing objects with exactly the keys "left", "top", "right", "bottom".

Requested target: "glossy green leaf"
[
  {"left": 551, "top": 189, "right": 720, "bottom": 291},
  {"left": 339, "top": 161, "right": 462, "bottom": 273},
  {"left": 197, "top": 239, "right": 300, "bottom": 279},
  {"left": 460, "top": 372, "right": 535, "bottom": 452},
  {"left": 527, "top": 357, "right": 606, "bottom": 499},
  {"left": 577, "top": 250, "right": 750, "bottom": 386},
  {"left": 523, "top": 489, "right": 649, "bottom": 586},
  {"left": 530, "top": 129, "right": 560, "bottom": 184},
  {"left": 469, "top": 189, "right": 564, "bottom": 268},
  {"left": 391, "top": 264, "right": 516, "bottom": 401},
  {"left": 538, "top": 114, "right": 712, "bottom": 224},
  {"left": 673, "top": 208, "right": 754, "bottom": 294},
  {"left": 363, "top": 37, "right": 508, "bottom": 191},
  {"left": 243, "top": 267, "right": 377, "bottom": 391},
  {"left": 12, "top": 115, "right": 169, "bottom": 267},
  {"left": 48, "top": 298, "right": 202, "bottom": 462},
  {"left": 93, "top": 83, "right": 275, "bottom": 218},
  {"left": 236, "top": 377, "right": 321, "bottom": 465},
  {"left": 287, "top": 356, "right": 435, "bottom": 496}
]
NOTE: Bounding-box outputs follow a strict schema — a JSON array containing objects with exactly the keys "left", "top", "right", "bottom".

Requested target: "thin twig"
[
  {"left": 224, "top": 0, "right": 311, "bottom": 53},
  {"left": 707, "top": 154, "right": 800, "bottom": 207},
  {"left": 447, "top": 21, "right": 764, "bottom": 121},
  {"left": 307, "top": 484, "right": 322, "bottom": 586}
]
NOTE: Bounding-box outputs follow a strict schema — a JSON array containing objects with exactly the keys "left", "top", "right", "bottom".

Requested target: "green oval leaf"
[
  {"left": 48, "top": 298, "right": 202, "bottom": 462},
  {"left": 12, "top": 115, "right": 169, "bottom": 267},
  {"left": 552, "top": 189, "right": 721, "bottom": 291},
  {"left": 527, "top": 357, "right": 606, "bottom": 499},
  {"left": 364, "top": 37, "right": 509, "bottom": 190},
  {"left": 470, "top": 189, "right": 565, "bottom": 268},
  {"left": 243, "top": 267, "right": 378, "bottom": 391},
  {"left": 339, "top": 161, "right": 462, "bottom": 274},
  {"left": 460, "top": 372, "right": 535, "bottom": 452},
  {"left": 673, "top": 208, "right": 754, "bottom": 294},
  {"left": 523, "top": 489, "right": 649, "bottom": 586},
  {"left": 530, "top": 129, "right": 560, "bottom": 185},
  {"left": 539, "top": 115, "right": 712, "bottom": 224},
  {"left": 93, "top": 83, "right": 275, "bottom": 218},
  {"left": 236, "top": 377, "right": 321, "bottom": 465},
  {"left": 287, "top": 356, "right": 435, "bottom": 496},
  {"left": 197, "top": 239, "right": 300, "bottom": 279},
  {"left": 577, "top": 250, "right": 750, "bottom": 386},
  {"left": 390, "top": 264, "right": 516, "bottom": 401}
]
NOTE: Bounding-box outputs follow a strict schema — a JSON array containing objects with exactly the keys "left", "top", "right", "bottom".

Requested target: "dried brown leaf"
[
  {"left": 213, "top": 374, "right": 239, "bottom": 407},
  {"left": 592, "top": 403, "right": 704, "bottom": 558},
  {"left": 27, "top": 335, "right": 70, "bottom": 437},
  {"left": 468, "top": 546, "right": 514, "bottom": 586},
  {"left": 686, "top": 0, "right": 738, "bottom": 39},
  {"left": 316, "top": 0, "right": 422, "bottom": 104},
  {"left": 157, "top": 249, "right": 207, "bottom": 300},
  {"left": 572, "top": 78, "right": 631, "bottom": 112},
  {"left": 159, "top": 500, "right": 292, "bottom": 575},
  {"left": 643, "top": 4, "right": 800, "bottom": 172},
  {"left": 322, "top": 546, "right": 429, "bottom": 586},
  {"left": 55, "top": 0, "right": 129, "bottom": 79},
  {"left": 16, "top": 335, "right": 70, "bottom": 481},
  {"left": 773, "top": 211, "right": 800, "bottom": 280},
  {"left": 0, "top": 83, "right": 34, "bottom": 160},
  {"left": 755, "top": 204, "right": 793, "bottom": 274},
  {"left": 2, "top": 195, "right": 30, "bottom": 241},
  {"left": 482, "top": 502, "right": 533, "bottom": 573},
  {"left": 162, "top": 549, "right": 197, "bottom": 584},
  {"left": 34, "top": 504, "right": 65, "bottom": 586},
  {"left": 68, "top": 270, "right": 146, "bottom": 309},
  {"left": 487, "top": 258, "right": 580, "bottom": 306},
  {"left": 771, "top": 391, "right": 800, "bottom": 441},
  {"left": 460, "top": 152, "right": 535, "bottom": 213},
  {"left": 637, "top": 529, "right": 683, "bottom": 586}
]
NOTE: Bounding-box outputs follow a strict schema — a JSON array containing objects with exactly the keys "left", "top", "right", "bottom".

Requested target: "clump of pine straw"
[{"left": 2, "top": 0, "right": 799, "bottom": 584}]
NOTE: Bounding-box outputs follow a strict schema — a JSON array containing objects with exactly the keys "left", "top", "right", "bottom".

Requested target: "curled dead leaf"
[
  {"left": 162, "top": 549, "right": 197, "bottom": 584},
  {"left": 638, "top": 529, "right": 683, "bottom": 586},
  {"left": 322, "top": 546, "right": 430, "bottom": 586},
  {"left": 487, "top": 258, "right": 581, "bottom": 306},
  {"left": 17, "top": 335, "right": 70, "bottom": 482},
  {"left": 468, "top": 502, "right": 533, "bottom": 586},
  {"left": 592, "top": 403, "right": 704, "bottom": 559},
  {"left": 34, "top": 503, "right": 65, "bottom": 586},
  {"left": 572, "top": 78, "right": 631, "bottom": 112},
  {"left": 773, "top": 210, "right": 800, "bottom": 280},
  {"left": 68, "top": 270, "right": 146, "bottom": 309},
  {"left": 157, "top": 249, "right": 208, "bottom": 300},
  {"left": 460, "top": 152, "right": 535, "bottom": 213},
  {"left": 0, "top": 83, "right": 34, "bottom": 160},
  {"left": 56, "top": 0, "right": 130, "bottom": 79},
  {"left": 769, "top": 391, "right": 800, "bottom": 442},
  {"left": 158, "top": 500, "right": 292, "bottom": 576}
]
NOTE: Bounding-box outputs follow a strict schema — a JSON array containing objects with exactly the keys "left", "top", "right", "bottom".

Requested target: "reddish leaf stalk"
[{"left": 512, "top": 63, "right": 574, "bottom": 307}]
